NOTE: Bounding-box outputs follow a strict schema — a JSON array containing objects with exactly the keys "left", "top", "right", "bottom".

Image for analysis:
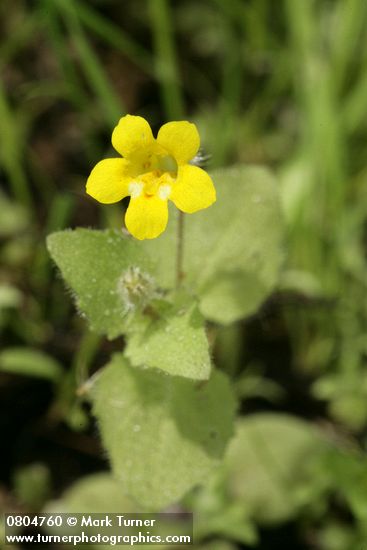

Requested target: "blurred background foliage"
[{"left": 2, "top": 0, "right": 367, "bottom": 548}]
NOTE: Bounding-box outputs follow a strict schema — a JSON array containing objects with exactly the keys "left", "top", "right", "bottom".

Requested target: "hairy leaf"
[
  {"left": 47, "top": 229, "right": 157, "bottom": 338},
  {"left": 143, "top": 165, "right": 285, "bottom": 323},
  {"left": 92, "top": 354, "right": 236, "bottom": 509},
  {"left": 220, "top": 414, "right": 328, "bottom": 523},
  {"left": 125, "top": 300, "right": 211, "bottom": 379}
]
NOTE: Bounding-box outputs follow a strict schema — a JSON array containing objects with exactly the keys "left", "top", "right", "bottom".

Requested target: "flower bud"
[{"left": 117, "top": 266, "right": 158, "bottom": 313}]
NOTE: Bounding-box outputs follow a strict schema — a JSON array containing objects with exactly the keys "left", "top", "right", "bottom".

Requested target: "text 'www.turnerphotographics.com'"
[{"left": 5, "top": 513, "right": 193, "bottom": 546}]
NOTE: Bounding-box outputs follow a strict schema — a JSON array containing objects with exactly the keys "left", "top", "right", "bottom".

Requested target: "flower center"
[
  {"left": 158, "top": 184, "right": 172, "bottom": 200},
  {"left": 129, "top": 181, "right": 144, "bottom": 199},
  {"left": 139, "top": 154, "right": 177, "bottom": 175},
  {"left": 158, "top": 155, "right": 177, "bottom": 173},
  {"left": 128, "top": 153, "right": 177, "bottom": 201},
  {"left": 144, "top": 171, "right": 161, "bottom": 196}
]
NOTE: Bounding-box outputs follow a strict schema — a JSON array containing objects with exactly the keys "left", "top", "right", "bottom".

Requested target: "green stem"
[{"left": 176, "top": 211, "right": 185, "bottom": 287}]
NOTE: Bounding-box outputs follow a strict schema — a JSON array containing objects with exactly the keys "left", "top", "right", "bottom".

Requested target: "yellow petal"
[
  {"left": 157, "top": 121, "right": 200, "bottom": 165},
  {"left": 170, "top": 164, "right": 216, "bottom": 213},
  {"left": 86, "top": 158, "right": 130, "bottom": 204},
  {"left": 125, "top": 195, "right": 168, "bottom": 240},
  {"left": 112, "top": 115, "right": 155, "bottom": 158}
]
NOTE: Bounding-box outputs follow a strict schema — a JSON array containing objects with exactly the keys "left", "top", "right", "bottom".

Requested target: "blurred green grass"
[{"left": 2, "top": 0, "right": 367, "bottom": 547}]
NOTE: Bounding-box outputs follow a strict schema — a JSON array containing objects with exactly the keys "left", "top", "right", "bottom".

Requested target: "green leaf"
[
  {"left": 45, "top": 472, "right": 192, "bottom": 549},
  {"left": 190, "top": 476, "right": 258, "bottom": 546},
  {"left": 0, "top": 190, "right": 29, "bottom": 237},
  {"left": 0, "top": 348, "right": 63, "bottom": 382},
  {"left": 143, "top": 165, "right": 285, "bottom": 324},
  {"left": 200, "top": 505, "right": 258, "bottom": 545},
  {"left": 329, "top": 394, "right": 367, "bottom": 431},
  {"left": 92, "top": 354, "right": 236, "bottom": 510},
  {"left": 0, "top": 283, "right": 22, "bottom": 309},
  {"left": 125, "top": 299, "right": 211, "bottom": 380},
  {"left": 199, "top": 271, "right": 267, "bottom": 325},
  {"left": 13, "top": 463, "right": 51, "bottom": 510},
  {"left": 218, "top": 413, "right": 328, "bottom": 524},
  {"left": 47, "top": 230, "right": 212, "bottom": 380},
  {"left": 46, "top": 472, "right": 138, "bottom": 514},
  {"left": 45, "top": 475, "right": 139, "bottom": 550},
  {"left": 47, "top": 229, "right": 158, "bottom": 339}
]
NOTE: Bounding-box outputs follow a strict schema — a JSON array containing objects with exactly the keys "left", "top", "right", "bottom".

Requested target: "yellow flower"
[{"left": 86, "top": 115, "right": 216, "bottom": 240}]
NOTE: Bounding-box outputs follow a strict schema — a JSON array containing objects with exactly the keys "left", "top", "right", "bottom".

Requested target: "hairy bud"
[{"left": 117, "top": 266, "right": 158, "bottom": 313}]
